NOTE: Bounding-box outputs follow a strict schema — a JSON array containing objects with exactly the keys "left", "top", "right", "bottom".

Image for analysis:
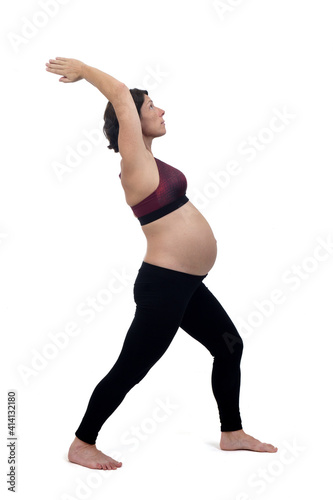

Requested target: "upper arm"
[{"left": 115, "top": 85, "right": 147, "bottom": 167}]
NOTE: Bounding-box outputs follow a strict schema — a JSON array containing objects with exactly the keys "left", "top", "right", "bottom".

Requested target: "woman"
[{"left": 46, "top": 57, "right": 278, "bottom": 470}]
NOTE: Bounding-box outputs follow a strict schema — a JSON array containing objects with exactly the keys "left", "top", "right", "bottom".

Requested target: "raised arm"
[
  {"left": 82, "top": 64, "right": 130, "bottom": 117},
  {"left": 84, "top": 64, "right": 148, "bottom": 164},
  {"left": 45, "top": 57, "right": 147, "bottom": 163}
]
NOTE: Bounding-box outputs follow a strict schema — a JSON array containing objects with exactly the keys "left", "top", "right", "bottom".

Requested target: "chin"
[{"left": 154, "top": 131, "right": 166, "bottom": 138}]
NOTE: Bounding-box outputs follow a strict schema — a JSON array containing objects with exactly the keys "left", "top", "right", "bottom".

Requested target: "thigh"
[
  {"left": 112, "top": 265, "right": 203, "bottom": 377},
  {"left": 180, "top": 282, "right": 243, "bottom": 357},
  {"left": 118, "top": 303, "right": 181, "bottom": 368}
]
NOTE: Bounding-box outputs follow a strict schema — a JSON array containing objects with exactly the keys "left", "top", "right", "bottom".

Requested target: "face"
[{"left": 140, "top": 94, "right": 166, "bottom": 139}]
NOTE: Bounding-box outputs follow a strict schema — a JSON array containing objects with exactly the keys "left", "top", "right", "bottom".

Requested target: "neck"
[{"left": 143, "top": 134, "right": 154, "bottom": 155}]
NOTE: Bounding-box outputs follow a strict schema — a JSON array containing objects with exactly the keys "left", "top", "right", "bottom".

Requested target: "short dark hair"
[{"left": 103, "top": 88, "right": 148, "bottom": 153}]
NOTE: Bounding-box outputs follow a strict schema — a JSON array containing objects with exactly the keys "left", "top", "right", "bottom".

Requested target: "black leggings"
[{"left": 75, "top": 261, "right": 244, "bottom": 444}]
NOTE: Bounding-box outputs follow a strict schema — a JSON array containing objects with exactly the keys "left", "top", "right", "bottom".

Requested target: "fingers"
[
  {"left": 45, "top": 57, "right": 74, "bottom": 82},
  {"left": 47, "top": 60, "right": 64, "bottom": 67},
  {"left": 45, "top": 60, "right": 66, "bottom": 75},
  {"left": 48, "top": 57, "right": 67, "bottom": 63},
  {"left": 46, "top": 58, "right": 66, "bottom": 69},
  {"left": 46, "top": 66, "right": 64, "bottom": 75}
]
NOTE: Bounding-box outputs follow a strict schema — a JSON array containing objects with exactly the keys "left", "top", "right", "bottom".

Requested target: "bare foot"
[
  {"left": 68, "top": 436, "right": 123, "bottom": 470},
  {"left": 220, "top": 429, "right": 278, "bottom": 453}
]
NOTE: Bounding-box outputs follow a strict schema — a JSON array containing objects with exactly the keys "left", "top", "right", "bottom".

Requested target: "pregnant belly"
[{"left": 142, "top": 201, "right": 218, "bottom": 275}]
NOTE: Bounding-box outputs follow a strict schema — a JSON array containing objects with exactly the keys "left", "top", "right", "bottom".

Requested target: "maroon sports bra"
[{"left": 119, "top": 157, "right": 189, "bottom": 225}]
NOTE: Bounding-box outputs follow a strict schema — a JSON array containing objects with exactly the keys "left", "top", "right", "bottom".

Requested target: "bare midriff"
[{"left": 141, "top": 200, "right": 217, "bottom": 276}]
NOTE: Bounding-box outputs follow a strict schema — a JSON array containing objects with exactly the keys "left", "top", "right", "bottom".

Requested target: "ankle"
[
  {"left": 222, "top": 429, "right": 244, "bottom": 436},
  {"left": 72, "top": 436, "right": 95, "bottom": 448}
]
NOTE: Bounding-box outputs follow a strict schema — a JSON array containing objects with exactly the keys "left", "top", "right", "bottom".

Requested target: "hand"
[{"left": 45, "top": 57, "right": 85, "bottom": 83}]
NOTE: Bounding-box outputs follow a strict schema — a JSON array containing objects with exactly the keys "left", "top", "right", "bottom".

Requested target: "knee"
[{"left": 219, "top": 329, "right": 243, "bottom": 359}]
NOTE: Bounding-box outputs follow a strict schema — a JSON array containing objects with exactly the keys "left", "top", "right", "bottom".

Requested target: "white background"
[{"left": 1, "top": 0, "right": 333, "bottom": 498}]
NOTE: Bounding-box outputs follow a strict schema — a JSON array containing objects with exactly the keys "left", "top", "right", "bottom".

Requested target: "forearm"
[{"left": 82, "top": 64, "right": 129, "bottom": 109}]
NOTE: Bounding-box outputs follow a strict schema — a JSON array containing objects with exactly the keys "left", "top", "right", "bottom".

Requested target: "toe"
[
  {"left": 265, "top": 443, "right": 277, "bottom": 452},
  {"left": 258, "top": 443, "right": 267, "bottom": 451}
]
